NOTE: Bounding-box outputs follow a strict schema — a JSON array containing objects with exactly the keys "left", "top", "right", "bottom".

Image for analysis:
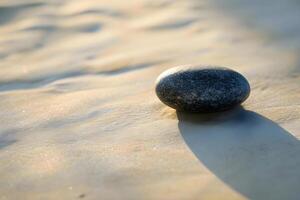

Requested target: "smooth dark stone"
[{"left": 155, "top": 66, "right": 250, "bottom": 112}]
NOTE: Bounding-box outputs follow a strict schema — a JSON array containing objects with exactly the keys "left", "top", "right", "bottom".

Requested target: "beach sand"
[{"left": 0, "top": 0, "right": 300, "bottom": 199}]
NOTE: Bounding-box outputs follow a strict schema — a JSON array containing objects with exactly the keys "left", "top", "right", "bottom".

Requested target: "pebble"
[{"left": 155, "top": 66, "right": 250, "bottom": 112}]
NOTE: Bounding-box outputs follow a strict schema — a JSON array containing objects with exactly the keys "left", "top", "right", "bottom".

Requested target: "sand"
[{"left": 0, "top": 0, "right": 299, "bottom": 199}]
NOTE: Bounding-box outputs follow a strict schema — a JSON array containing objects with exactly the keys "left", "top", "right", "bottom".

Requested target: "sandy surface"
[{"left": 0, "top": 0, "right": 300, "bottom": 199}]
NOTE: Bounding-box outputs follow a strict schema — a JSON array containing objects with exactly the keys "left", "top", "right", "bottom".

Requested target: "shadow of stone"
[{"left": 178, "top": 107, "right": 300, "bottom": 200}]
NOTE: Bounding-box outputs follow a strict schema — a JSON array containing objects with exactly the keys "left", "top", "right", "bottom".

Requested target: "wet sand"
[{"left": 0, "top": 0, "right": 300, "bottom": 199}]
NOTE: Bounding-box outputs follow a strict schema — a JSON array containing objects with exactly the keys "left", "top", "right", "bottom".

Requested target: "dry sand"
[{"left": 0, "top": 0, "right": 300, "bottom": 199}]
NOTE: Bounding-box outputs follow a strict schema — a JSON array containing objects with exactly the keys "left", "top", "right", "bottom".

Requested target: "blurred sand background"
[{"left": 0, "top": 0, "right": 300, "bottom": 199}]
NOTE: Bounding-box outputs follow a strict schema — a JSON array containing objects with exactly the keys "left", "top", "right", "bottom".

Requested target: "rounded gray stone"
[{"left": 155, "top": 66, "right": 250, "bottom": 112}]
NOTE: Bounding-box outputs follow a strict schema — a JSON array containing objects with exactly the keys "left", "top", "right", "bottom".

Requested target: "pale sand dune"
[{"left": 0, "top": 0, "right": 299, "bottom": 199}]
